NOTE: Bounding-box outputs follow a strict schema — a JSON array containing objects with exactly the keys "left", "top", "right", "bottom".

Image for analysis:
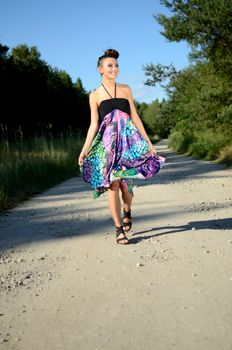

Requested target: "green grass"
[
  {"left": 0, "top": 132, "right": 84, "bottom": 211},
  {"left": 168, "top": 128, "right": 232, "bottom": 166},
  {"left": 218, "top": 145, "right": 232, "bottom": 165}
]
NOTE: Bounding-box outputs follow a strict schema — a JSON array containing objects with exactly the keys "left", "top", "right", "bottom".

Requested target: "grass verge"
[
  {"left": 168, "top": 129, "right": 232, "bottom": 166},
  {"left": 0, "top": 132, "right": 83, "bottom": 211}
]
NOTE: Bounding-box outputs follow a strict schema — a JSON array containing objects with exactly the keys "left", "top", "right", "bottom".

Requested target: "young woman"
[{"left": 78, "top": 48, "right": 164, "bottom": 245}]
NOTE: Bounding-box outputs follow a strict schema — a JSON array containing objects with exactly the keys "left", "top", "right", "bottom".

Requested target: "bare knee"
[
  {"left": 110, "top": 180, "right": 120, "bottom": 191},
  {"left": 120, "top": 184, "right": 132, "bottom": 197}
]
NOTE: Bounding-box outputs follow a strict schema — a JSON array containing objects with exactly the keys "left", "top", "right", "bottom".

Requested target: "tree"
[
  {"left": 134, "top": 100, "right": 148, "bottom": 119},
  {"left": 156, "top": 0, "right": 232, "bottom": 76},
  {"left": 75, "top": 77, "right": 87, "bottom": 94},
  {"left": 0, "top": 44, "right": 9, "bottom": 58},
  {"left": 0, "top": 42, "right": 90, "bottom": 139},
  {"left": 12, "top": 44, "right": 41, "bottom": 63},
  {"left": 141, "top": 1, "right": 232, "bottom": 159},
  {"left": 143, "top": 63, "right": 176, "bottom": 88}
]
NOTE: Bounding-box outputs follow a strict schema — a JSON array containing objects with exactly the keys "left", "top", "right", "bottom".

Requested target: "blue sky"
[{"left": 0, "top": 0, "right": 190, "bottom": 103}]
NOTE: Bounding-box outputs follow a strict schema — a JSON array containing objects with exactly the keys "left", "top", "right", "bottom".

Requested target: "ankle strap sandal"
[
  {"left": 122, "top": 209, "right": 132, "bottom": 232},
  {"left": 115, "top": 225, "right": 129, "bottom": 244}
]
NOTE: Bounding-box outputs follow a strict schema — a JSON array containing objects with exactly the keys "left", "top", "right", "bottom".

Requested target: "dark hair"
[{"left": 97, "top": 48, "right": 119, "bottom": 67}]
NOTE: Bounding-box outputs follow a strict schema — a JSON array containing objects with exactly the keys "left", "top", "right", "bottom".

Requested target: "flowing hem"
[
  {"left": 92, "top": 177, "right": 134, "bottom": 199},
  {"left": 80, "top": 109, "right": 165, "bottom": 199}
]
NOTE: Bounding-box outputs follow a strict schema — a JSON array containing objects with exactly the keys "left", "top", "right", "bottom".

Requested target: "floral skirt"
[{"left": 80, "top": 109, "right": 165, "bottom": 198}]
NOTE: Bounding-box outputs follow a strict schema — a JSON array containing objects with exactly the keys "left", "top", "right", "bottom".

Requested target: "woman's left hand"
[{"left": 148, "top": 141, "right": 157, "bottom": 156}]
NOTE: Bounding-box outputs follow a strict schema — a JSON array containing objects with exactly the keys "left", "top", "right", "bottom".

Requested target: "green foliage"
[
  {"left": 135, "top": 101, "right": 149, "bottom": 119},
  {"left": 0, "top": 132, "right": 83, "bottom": 211},
  {"left": 143, "top": 63, "right": 176, "bottom": 87},
  {"left": 166, "top": 62, "right": 232, "bottom": 159},
  {"left": 218, "top": 146, "right": 232, "bottom": 165},
  {"left": 142, "top": 100, "right": 161, "bottom": 136},
  {"left": 168, "top": 123, "right": 194, "bottom": 153},
  {"left": 0, "top": 43, "right": 90, "bottom": 139},
  {"left": 189, "top": 130, "right": 230, "bottom": 160},
  {"left": 142, "top": 1, "right": 232, "bottom": 164},
  {"left": 169, "top": 126, "right": 232, "bottom": 161},
  {"left": 217, "top": 104, "right": 232, "bottom": 124},
  {"left": 142, "top": 99, "right": 173, "bottom": 138},
  {"left": 0, "top": 44, "right": 9, "bottom": 58},
  {"left": 156, "top": 0, "right": 232, "bottom": 71}
]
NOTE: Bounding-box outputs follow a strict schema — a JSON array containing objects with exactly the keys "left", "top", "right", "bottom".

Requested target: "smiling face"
[{"left": 98, "top": 57, "right": 119, "bottom": 79}]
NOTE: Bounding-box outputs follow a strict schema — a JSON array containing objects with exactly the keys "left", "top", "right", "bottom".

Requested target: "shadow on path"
[
  {"left": 129, "top": 217, "right": 232, "bottom": 244},
  {"left": 0, "top": 140, "right": 231, "bottom": 252},
  {"left": 134, "top": 139, "right": 230, "bottom": 188}
]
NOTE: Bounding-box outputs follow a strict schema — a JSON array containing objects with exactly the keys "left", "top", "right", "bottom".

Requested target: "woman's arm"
[
  {"left": 126, "top": 85, "right": 156, "bottom": 155},
  {"left": 78, "top": 92, "right": 99, "bottom": 166}
]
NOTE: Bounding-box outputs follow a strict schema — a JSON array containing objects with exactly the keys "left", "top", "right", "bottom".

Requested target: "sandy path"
[{"left": 0, "top": 139, "right": 232, "bottom": 350}]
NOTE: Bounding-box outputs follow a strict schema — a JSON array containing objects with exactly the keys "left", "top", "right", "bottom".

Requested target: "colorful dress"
[{"left": 80, "top": 85, "right": 165, "bottom": 199}]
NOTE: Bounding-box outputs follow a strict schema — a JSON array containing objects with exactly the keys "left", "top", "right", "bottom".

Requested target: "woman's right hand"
[{"left": 77, "top": 150, "right": 88, "bottom": 167}]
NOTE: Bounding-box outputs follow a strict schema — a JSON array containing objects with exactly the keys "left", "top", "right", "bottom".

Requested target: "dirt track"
[{"left": 0, "top": 139, "right": 232, "bottom": 350}]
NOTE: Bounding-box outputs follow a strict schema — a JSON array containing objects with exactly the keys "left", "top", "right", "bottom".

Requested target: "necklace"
[{"left": 101, "top": 82, "right": 116, "bottom": 98}]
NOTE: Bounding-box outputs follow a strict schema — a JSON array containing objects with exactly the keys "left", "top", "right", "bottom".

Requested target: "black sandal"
[
  {"left": 115, "top": 226, "right": 129, "bottom": 244},
  {"left": 122, "top": 208, "right": 132, "bottom": 232}
]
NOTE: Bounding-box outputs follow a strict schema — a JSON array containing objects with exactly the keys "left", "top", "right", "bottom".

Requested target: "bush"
[
  {"left": 168, "top": 129, "right": 194, "bottom": 153},
  {"left": 218, "top": 145, "right": 232, "bottom": 166},
  {"left": 188, "top": 130, "right": 231, "bottom": 160},
  {"left": 168, "top": 126, "right": 232, "bottom": 164}
]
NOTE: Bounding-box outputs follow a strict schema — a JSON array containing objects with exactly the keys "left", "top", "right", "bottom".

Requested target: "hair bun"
[{"left": 104, "top": 48, "right": 119, "bottom": 59}]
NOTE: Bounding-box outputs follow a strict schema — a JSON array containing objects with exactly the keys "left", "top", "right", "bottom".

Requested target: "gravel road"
[{"left": 0, "top": 139, "right": 232, "bottom": 350}]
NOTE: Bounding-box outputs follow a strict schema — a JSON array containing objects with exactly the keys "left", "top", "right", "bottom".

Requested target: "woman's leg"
[
  {"left": 108, "top": 180, "right": 128, "bottom": 243},
  {"left": 108, "top": 180, "right": 121, "bottom": 226},
  {"left": 121, "top": 188, "right": 133, "bottom": 212},
  {"left": 119, "top": 179, "right": 133, "bottom": 230},
  {"left": 121, "top": 188, "right": 133, "bottom": 231}
]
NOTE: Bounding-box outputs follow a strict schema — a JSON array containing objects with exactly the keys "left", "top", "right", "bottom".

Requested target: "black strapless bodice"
[{"left": 98, "top": 98, "right": 131, "bottom": 122}]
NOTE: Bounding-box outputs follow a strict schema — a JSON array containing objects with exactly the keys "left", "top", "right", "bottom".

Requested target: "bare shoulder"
[
  {"left": 116, "top": 83, "right": 133, "bottom": 99},
  {"left": 118, "top": 83, "right": 132, "bottom": 95},
  {"left": 119, "top": 84, "right": 134, "bottom": 101},
  {"left": 117, "top": 83, "right": 131, "bottom": 90},
  {"left": 89, "top": 88, "right": 100, "bottom": 100},
  {"left": 90, "top": 86, "right": 102, "bottom": 100},
  {"left": 89, "top": 90, "right": 99, "bottom": 109}
]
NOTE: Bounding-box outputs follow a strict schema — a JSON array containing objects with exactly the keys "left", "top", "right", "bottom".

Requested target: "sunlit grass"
[
  {"left": 0, "top": 132, "right": 83, "bottom": 211},
  {"left": 168, "top": 128, "right": 232, "bottom": 166},
  {"left": 218, "top": 145, "right": 232, "bottom": 165}
]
